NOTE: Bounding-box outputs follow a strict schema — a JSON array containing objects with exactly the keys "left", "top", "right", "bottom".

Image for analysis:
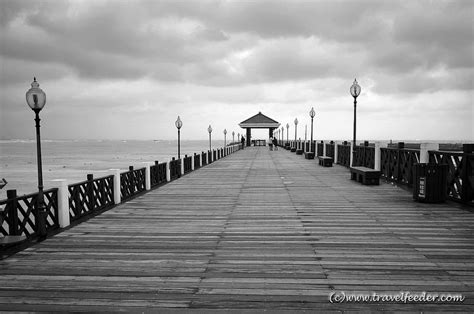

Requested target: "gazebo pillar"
[
  {"left": 269, "top": 128, "right": 275, "bottom": 138},
  {"left": 246, "top": 128, "right": 251, "bottom": 147}
]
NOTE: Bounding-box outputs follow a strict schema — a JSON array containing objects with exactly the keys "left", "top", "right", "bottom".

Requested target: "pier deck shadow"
[{"left": 1, "top": 147, "right": 473, "bottom": 311}]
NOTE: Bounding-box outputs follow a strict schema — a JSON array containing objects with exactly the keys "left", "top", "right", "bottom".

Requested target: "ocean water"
[{"left": 0, "top": 139, "right": 219, "bottom": 200}]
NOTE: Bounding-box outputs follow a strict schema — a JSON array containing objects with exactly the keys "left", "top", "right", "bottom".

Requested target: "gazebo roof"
[{"left": 239, "top": 112, "right": 280, "bottom": 128}]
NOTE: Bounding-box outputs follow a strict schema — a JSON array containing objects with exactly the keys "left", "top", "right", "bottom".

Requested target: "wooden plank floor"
[{"left": 1, "top": 146, "right": 473, "bottom": 312}]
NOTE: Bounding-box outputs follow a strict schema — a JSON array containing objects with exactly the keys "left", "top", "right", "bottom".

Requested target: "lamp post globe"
[
  {"left": 175, "top": 116, "right": 182, "bottom": 159},
  {"left": 350, "top": 79, "right": 361, "bottom": 166},
  {"left": 26, "top": 77, "right": 47, "bottom": 239},
  {"left": 26, "top": 78, "right": 46, "bottom": 112}
]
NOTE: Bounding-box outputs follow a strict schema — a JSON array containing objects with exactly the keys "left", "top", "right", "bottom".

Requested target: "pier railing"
[
  {"left": 194, "top": 153, "right": 201, "bottom": 170},
  {"left": 69, "top": 174, "right": 114, "bottom": 221},
  {"left": 184, "top": 155, "right": 192, "bottom": 174},
  {"left": 429, "top": 149, "right": 474, "bottom": 205},
  {"left": 284, "top": 139, "right": 473, "bottom": 206},
  {"left": 380, "top": 144, "right": 420, "bottom": 185},
  {"left": 1, "top": 143, "right": 242, "bottom": 241},
  {"left": 150, "top": 161, "right": 167, "bottom": 187},
  {"left": 336, "top": 142, "right": 351, "bottom": 167},
  {"left": 0, "top": 188, "right": 59, "bottom": 237},
  {"left": 121, "top": 166, "right": 146, "bottom": 201},
  {"left": 169, "top": 158, "right": 181, "bottom": 180},
  {"left": 354, "top": 142, "right": 375, "bottom": 169}
]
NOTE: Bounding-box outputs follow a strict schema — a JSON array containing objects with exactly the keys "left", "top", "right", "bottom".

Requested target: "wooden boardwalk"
[{"left": 1, "top": 146, "right": 473, "bottom": 312}]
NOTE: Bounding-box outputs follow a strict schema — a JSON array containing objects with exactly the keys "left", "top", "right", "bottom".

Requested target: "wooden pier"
[{"left": 1, "top": 146, "right": 473, "bottom": 311}]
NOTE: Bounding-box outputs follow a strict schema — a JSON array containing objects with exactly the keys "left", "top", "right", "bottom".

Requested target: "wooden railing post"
[
  {"left": 323, "top": 141, "right": 326, "bottom": 156},
  {"left": 51, "top": 179, "right": 70, "bottom": 228},
  {"left": 181, "top": 157, "right": 185, "bottom": 176},
  {"left": 6, "top": 190, "right": 19, "bottom": 235},
  {"left": 191, "top": 154, "right": 195, "bottom": 171}
]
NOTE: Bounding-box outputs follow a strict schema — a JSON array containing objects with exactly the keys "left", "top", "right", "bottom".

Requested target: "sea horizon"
[{"left": 0, "top": 138, "right": 471, "bottom": 200}]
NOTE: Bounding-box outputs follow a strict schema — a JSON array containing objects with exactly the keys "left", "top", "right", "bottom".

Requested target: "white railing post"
[
  {"left": 166, "top": 161, "right": 171, "bottom": 182},
  {"left": 181, "top": 157, "right": 185, "bottom": 175},
  {"left": 142, "top": 162, "right": 151, "bottom": 190},
  {"left": 323, "top": 141, "right": 327, "bottom": 156},
  {"left": 374, "top": 142, "right": 383, "bottom": 171},
  {"left": 109, "top": 169, "right": 121, "bottom": 204},
  {"left": 420, "top": 143, "right": 439, "bottom": 163},
  {"left": 334, "top": 141, "right": 339, "bottom": 164},
  {"left": 51, "top": 179, "right": 69, "bottom": 228},
  {"left": 350, "top": 142, "right": 354, "bottom": 167},
  {"left": 191, "top": 155, "right": 195, "bottom": 171},
  {"left": 200, "top": 153, "right": 203, "bottom": 167}
]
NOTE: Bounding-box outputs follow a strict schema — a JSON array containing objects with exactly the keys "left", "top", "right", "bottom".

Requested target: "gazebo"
[{"left": 239, "top": 112, "right": 280, "bottom": 147}]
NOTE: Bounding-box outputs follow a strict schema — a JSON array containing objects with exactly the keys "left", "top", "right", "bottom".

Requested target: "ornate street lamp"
[
  {"left": 350, "top": 79, "right": 361, "bottom": 165},
  {"left": 232, "top": 131, "right": 235, "bottom": 143},
  {"left": 286, "top": 123, "right": 289, "bottom": 142},
  {"left": 309, "top": 107, "right": 315, "bottom": 153},
  {"left": 208, "top": 125, "right": 213, "bottom": 151},
  {"left": 224, "top": 129, "right": 227, "bottom": 146},
  {"left": 26, "top": 77, "right": 47, "bottom": 239},
  {"left": 175, "top": 116, "right": 182, "bottom": 159}
]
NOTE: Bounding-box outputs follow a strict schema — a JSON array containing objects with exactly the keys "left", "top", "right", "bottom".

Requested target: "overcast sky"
[{"left": 0, "top": 0, "right": 472, "bottom": 141}]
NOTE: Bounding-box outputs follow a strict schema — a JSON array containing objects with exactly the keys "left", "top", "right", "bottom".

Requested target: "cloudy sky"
[{"left": 0, "top": 0, "right": 472, "bottom": 142}]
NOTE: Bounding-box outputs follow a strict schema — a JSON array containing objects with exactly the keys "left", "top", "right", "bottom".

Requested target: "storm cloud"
[{"left": 0, "top": 0, "right": 472, "bottom": 141}]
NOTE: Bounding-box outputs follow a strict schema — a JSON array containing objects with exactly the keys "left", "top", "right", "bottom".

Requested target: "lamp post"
[
  {"left": 281, "top": 127, "right": 284, "bottom": 143},
  {"left": 294, "top": 118, "right": 298, "bottom": 141},
  {"left": 175, "top": 116, "right": 182, "bottom": 159},
  {"left": 26, "top": 77, "right": 47, "bottom": 239},
  {"left": 350, "top": 79, "right": 361, "bottom": 165},
  {"left": 309, "top": 107, "right": 315, "bottom": 153},
  {"left": 224, "top": 129, "right": 227, "bottom": 146},
  {"left": 232, "top": 131, "right": 235, "bottom": 143},
  {"left": 286, "top": 123, "right": 289, "bottom": 143},
  {"left": 208, "top": 125, "right": 213, "bottom": 151}
]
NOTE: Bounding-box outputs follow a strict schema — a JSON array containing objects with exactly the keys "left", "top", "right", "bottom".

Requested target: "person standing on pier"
[
  {"left": 241, "top": 136, "right": 245, "bottom": 149},
  {"left": 272, "top": 137, "right": 278, "bottom": 150}
]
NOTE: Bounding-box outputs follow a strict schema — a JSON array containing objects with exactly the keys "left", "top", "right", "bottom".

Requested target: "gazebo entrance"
[{"left": 239, "top": 112, "right": 280, "bottom": 147}]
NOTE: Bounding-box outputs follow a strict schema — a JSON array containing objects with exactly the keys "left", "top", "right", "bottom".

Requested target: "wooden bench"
[
  {"left": 304, "top": 152, "right": 315, "bottom": 159},
  {"left": 318, "top": 156, "right": 333, "bottom": 167},
  {"left": 350, "top": 166, "right": 381, "bottom": 185}
]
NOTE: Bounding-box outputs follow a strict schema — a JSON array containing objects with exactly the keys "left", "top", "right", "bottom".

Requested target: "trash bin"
[{"left": 413, "top": 163, "right": 448, "bottom": 203}]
